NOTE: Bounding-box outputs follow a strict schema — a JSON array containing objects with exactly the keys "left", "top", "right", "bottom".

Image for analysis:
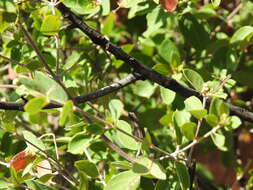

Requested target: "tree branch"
[
  {"left": 55, "top": 3, "right": 253, "bottom": 123},
  {"left": 0, "top": 72, "right": 140, "bottom": 110}
]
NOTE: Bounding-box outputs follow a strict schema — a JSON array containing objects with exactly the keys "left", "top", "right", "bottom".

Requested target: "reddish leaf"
[
  {"left": 160, "top": 0, "right": 178, "bottom": 12},
  {"left": 9, "top": 150, "right": 36, "bottom": 172}
]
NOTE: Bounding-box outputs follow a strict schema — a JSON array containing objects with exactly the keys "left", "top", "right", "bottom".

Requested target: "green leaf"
[
  {"left": 63, "top": 51, "right": 81, "bottom": 70},
  {"left": 19, "top": 71, "right": 68, "bottom": 102},
  {"left": 64, "top": 0, "right": 97, "bottom": 15},
  {"left": 205, "top": 114, "right": 219, "bottom": 127},
  {"left": 159, "top": 111, "right": 173, "bottom": 126},
  {"left": 116, "top": 120, "right": 140, "bottom": 150},
  {"left": 183, "top": 69, "right": 204, "bottom": 91},
  {"left": 190, "top": 109, "right": 207, "bottom": 119},
  {"left": 181, "top": 122, "right": 197, "bottom": 141},
  {"left": 211, "top": 132, "right": 227, "bottom": 151},
  {"left": 184, "top": 96, "right": 207, "bottom": 118},
  {"left": 143, "top": 7, "right": 168, "bottom": 37},
  {"left": 40, "top": 15, "right": 61, "bottom": 35},
  {"left": 230, "top": 26, "right": 253, "bottom": 46},
  {"left": 225, "top": 116, "right": 241, "bottom": 130},
  {"left": 120, "top": 0, "right": 137, "bottom": 8},
  {"left": 209, "top": 98, "right": 229, "bottom": 117},
  {"left": 86, "top": 124, "right": 104, "bottom": 135},
  {"left": 173, "top": 110, "right": 191, "bottom": 127},
  {"left": 155, "top": 180, "right": 178, "bottom": 190},
  {"left": 226, "top": 47, "right": 239, "bottom": 72},
  {"left": 78, "top": 0, "right": 89, "bottom": 8},
  {"left": 141, "top": 132, "right": 152, "bottom": 150},
  {"left": 133, "top": 80, "right": 156, "bottom": 98},
  {"left": 126, "top": 1, "right": 154, "bottom": 19},
  {"left": 104, "top": 170, "right": 140, "bottom": 190},
  {"left": 0, "top": 180, "right": 9, "bottom": 189},
  {"left": 0, "top": 11, "right": 16, "bottom": 33},
  {"left": 173, "top": 110, "right": 191, "bottom": 144},
  {"left": 23, "top": 131, "right": 46, "bottom": 152},
  {"left": 38, "top": 174, "right": 55, "bottom": 184},
  {"left": 25, "top": 180, "right": 56, "bottom": 190},
  {"left": 158, "top": 39, "right": 181, "bottom": 68},
  {"left": 192, "top": 7, "right": 217, "bottom": 19},
  {"left": 111, "top": 161, "right": 132, "bottom": 170},
  {"left": 211, "top": 0, "right": 221, "bottom": 8},
  {"left": 132, "top": 156, "right": 166, "bottom": 180},
  {"left": 109, "top": 99, "right": 124, "bottom": 122},
  {"left": 75, "top": 160, "right": 99, "bottom": 178},
  {"left": 184, "top": 96, "right": 203, "bottom": 110},
  {"left": 79, "top": 172, "right": 88, "bottom": 190},
  {"left": 0, "top": 1, "right": 16, "bottom": 12},
  {"left": 160, "top": 87, "right": 176, "bottom": 105},
  {"left": 139, "top": 108, "right": 164, "bottom": 130},
  {"left": 152, "top": 63, "right": 170, "bottom": 76},
  {"left": 68, "top": 132, "right": 91, "bottom": 154},
  {"left": 101, "top": 0, "right": 110, "bottom": 16},
  {"left": 102, "top": 13, "right": 114, "bottom": 35},
  {"left": 175, "top": 162, "right": 190, "bottom": 190},
  {"left": 59, "top": 100, "right": 73, "bottom": 126},
  {"left": 24, "top": 97, "right": 48, "bottom": 115},
  {"left": 179, "top": 13, "right": 210, "bottom": 51}
]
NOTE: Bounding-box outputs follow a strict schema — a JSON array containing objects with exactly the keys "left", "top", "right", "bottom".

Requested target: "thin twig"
[
  {"left": 54, "top": 35, "right": 60, "bottom": 74},
  {"left": 0, "top": 85, "right": 18, "bottom": 88},
  {"left": 0, "top": 54, "right": 29, "bottom": 69},
  {"left": 211, "top": 3, "right": 242, "bottom": 37},
  {"left": 39, "top": 133, "right": 59, "bottom": 160},
  {"left": 172, "top": 125, "right": 222, "bottom": 156}
]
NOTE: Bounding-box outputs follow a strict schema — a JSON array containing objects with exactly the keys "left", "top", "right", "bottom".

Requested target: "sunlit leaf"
[
  {"left": 23, "top": 131, "right": 46, "bottom": 152},
  {"left": 24, "top": 97, "right": 48, "bottom": 115},
  {"left": 68, "top": 132, "right": 91, "bottom": 154},
  {"left": 183, "top": 69, "right": 204, "bottom": 91},
  {"left": 40, "top": 15, "right": 61, "bottom": 35},
  {"left": 104, "top": 170, "right": 140, "bottom": 190},
  {"left": 133, "top": 156, "right": 166, "bottom": 180}
]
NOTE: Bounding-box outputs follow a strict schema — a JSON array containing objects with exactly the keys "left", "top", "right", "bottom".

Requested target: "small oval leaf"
[
  {"left": 24, "top": 97, "right": 48, "bottom": 115},
  {"left": 75, "top": 160, "right": 99, "bottom": 178},
  {"left": 183, "top": 69, "right": 204, "bottom": 91},
  {"left": 104, "top": 170, "right": 140, "bottom": 190}
]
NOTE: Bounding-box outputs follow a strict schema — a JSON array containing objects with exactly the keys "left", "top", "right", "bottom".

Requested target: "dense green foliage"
[{"left": 0, "top": 0, "right": 253, "bottom": 189}]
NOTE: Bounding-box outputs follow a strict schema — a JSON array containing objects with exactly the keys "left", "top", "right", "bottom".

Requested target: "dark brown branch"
[
  {"left": 57, "top": 3, "right": 198, "bottom": 98},
  {"left": 1, "top": 3, "right": 253, "bottom": 124},
  {"left": 55, "top": 3, "right": 253, "bottom": 123},
  {"left": 0, "top": 73, "right": 140, "bottom": 110},
  {"left": 75, "top": 72, "right": 142, "bottom": 104},
  {"left": 19, "top": 15, "right": 138, "bottom": 166},
  {"left": 0, "top": 101, "right": 25, "bottom": 111}
]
